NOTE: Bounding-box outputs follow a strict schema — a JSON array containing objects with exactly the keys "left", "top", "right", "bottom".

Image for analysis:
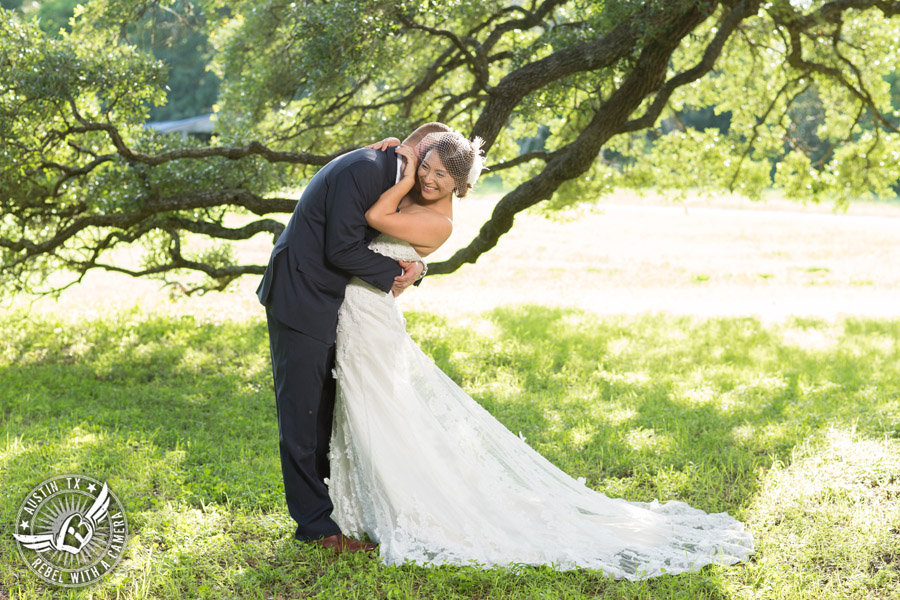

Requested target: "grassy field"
[{"left": 1, "top": 193, "right": 899, "bottom": 599}]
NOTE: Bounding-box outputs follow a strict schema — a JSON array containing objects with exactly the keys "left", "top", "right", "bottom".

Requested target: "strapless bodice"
[{"left": 368, "top": 233, "right": 422, "bottom": 263}]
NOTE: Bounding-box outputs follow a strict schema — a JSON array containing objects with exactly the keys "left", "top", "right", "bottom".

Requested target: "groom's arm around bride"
[
  {"left": 256, "top": 122, "right": 452, "bottom": 548},
  {"left": 258, "top": 147, "right": 407, "bottom": 342}
]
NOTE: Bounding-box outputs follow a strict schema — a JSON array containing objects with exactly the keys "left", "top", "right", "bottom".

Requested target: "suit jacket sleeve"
[{"left": 324, "top": 159, "right": 402, "bottom": 293}]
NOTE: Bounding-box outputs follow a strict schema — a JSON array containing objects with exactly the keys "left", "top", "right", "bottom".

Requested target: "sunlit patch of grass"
[
  {"left": 624, "top": 427, "right": 674, "bottom": 454},
  {"left": 732, "top": 429, "right": 900, "bottom": 599},
  {"left": 1, "top": 306, "right": 899, "bottom": 599},
  {"left": 781, "top": 321, "right": 840, "bottom": 350}
]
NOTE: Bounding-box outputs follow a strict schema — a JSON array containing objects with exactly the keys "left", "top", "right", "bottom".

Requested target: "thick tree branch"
[
  {"left": 470, "top": 2, "right": 669, "bottom": 150},
  {"left": 786, "top": 0, "right": 900, "bottom": 27},
  {"left": 0, "top": 190, "right": 295, "bottom": 260},
  {"left": 72, "top": 258, "right": 263, "bottom": 294},
  {"left": 157, "top": 216, "right": 285, "bottom": 242},
  {"left": 431, "top": 2, "right": 717, "bottom": 274},
  {"left": 621, "top": 0, "right": 759, "bottom": 133}
]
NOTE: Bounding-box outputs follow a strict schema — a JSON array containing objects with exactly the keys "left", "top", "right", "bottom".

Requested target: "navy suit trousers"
[{"left": 266, "top": 308, "right": 341, "bottom": 541}]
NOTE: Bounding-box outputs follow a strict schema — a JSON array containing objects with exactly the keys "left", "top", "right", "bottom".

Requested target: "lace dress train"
[{"left": 327, "top": 234, "right": 753, "bottom": 580}]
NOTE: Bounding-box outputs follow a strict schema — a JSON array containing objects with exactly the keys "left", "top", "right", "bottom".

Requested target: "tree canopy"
[
  {"left": 1, "top": 0, "right": 899, "bottom": 295},
  {"left": 1, "top": 0, "right": 219, "bottom": 121}
]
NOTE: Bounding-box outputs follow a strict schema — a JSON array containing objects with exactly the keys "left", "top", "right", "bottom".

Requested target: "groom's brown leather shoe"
[{"left": 311, "top": 533, "right": 377, "bottom": 554}]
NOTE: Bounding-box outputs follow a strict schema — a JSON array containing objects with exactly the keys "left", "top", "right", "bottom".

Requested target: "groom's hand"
[
  {"left": 366, "top": 137, "right": 401, "bottom": 151},
  {"left": 392, "top": 260, "right": 424, "bottom": 297}
]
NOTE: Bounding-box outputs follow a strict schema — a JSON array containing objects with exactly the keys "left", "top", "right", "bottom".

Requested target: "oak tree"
[{"left": 1, "top": 0, "right": 898, "bottom": 294}]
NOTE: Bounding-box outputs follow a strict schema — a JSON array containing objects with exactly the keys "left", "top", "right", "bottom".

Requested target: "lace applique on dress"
[
  {"left": 328, "top": 233, "right": 753, "bottom": 579},
  {"left": 368, "top": 233, "right": 423, "bottom": 263}
]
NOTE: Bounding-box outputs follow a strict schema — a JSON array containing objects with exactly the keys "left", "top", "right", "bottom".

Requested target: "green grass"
[{"left": 1, "top": 306, "right": 899, "bottom": 599}]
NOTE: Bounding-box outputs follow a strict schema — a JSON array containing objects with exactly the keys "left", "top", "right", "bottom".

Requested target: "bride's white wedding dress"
[{"left": 328, "top": 234, "right": 753, "bottom": 580}]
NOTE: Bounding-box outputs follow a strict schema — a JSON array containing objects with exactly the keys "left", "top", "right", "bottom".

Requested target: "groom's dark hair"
[{"left": 402, "top": 122, "right": 452, "bottom": 148}]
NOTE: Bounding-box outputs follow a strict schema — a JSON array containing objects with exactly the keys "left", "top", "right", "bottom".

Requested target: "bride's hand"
[
  {"left": 395, "top": 144, "right": 418, "bottom": 181},
  {"left": 366, "top": 137, "right": 401, "bottom": 151},
  {"left": 392, "top": 260, "right": 424, "bottom": 296}
]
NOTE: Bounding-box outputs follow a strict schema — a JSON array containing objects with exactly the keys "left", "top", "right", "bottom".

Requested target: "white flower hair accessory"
[{"left": 467, "top": 136, "right": 486, "bottom": 187}]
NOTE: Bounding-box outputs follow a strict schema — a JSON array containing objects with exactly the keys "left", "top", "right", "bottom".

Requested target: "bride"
[{"left": 327, "top": 131, "right": 753, "bottom": 580}]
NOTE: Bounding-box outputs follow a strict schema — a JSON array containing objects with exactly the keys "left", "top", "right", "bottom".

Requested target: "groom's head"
[{"left": 402, "top": 122, "right": 452, "bottom": 149}]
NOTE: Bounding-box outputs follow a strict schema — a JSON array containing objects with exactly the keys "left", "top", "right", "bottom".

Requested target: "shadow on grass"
[
  {"left": 1, "top": 305, "right": 898, "bottom": 599},
  {"left": 410, "top": 306, "right": 900, "bottom": 513},
  {"left": 0, "top": 309, "right": 281, "bottom": 515}
]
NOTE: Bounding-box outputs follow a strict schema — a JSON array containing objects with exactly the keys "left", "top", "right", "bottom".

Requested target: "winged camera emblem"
[{"left": 13, "top": 483, "right": 110, "bottom": 555}]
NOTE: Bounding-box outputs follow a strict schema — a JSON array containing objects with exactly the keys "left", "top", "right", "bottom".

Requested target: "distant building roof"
[{"left": 145, "top": 114, "right": 215, "bottom": 136}]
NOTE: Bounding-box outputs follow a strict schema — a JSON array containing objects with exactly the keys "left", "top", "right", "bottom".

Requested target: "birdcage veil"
[{"left": 415, "top": 132, "right": 485, "bottom": 198}]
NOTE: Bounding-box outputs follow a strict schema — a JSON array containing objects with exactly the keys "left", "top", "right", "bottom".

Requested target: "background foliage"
[
  {"left": 1, "top": 0, "right": 899, "bottom": 295},
  {"left": 2, "top": 0, "right": 218, "bottom": 120}
]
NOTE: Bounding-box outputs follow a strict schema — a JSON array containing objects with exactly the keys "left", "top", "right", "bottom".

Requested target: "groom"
[{"left": 257, "top": 122, "right": 452, "bottom": 552}]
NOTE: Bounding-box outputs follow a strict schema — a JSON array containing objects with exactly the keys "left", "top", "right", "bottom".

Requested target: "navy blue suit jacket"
[{"left": 257, "top": 147, "right": 401, "bottom": 343}]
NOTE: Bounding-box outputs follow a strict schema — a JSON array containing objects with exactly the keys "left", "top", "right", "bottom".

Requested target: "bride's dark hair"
[{"left": 415, "top": 132, "right": 484, "bottom": 198}]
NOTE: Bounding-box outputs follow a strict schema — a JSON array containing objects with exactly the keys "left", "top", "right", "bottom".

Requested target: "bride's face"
[{"left": 417, "top": 150, "right": 454, "bottom": 201}]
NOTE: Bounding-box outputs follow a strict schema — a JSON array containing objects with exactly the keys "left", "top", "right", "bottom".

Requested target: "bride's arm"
[
  {"left": 366, "top": 144, "right": 416, "bottom": 224},
  {"left": 365, "top": 145, "right": 452, "bottom": 254}
]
